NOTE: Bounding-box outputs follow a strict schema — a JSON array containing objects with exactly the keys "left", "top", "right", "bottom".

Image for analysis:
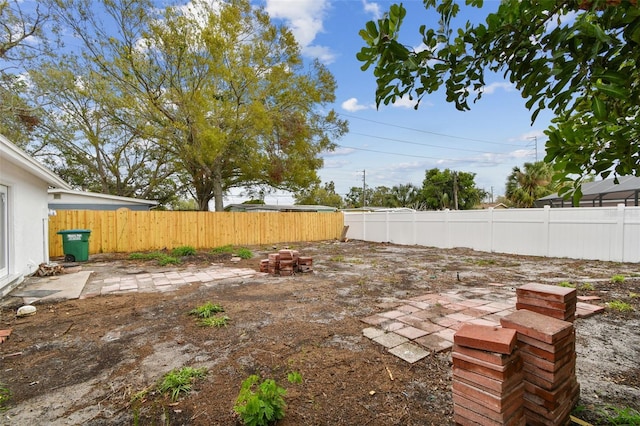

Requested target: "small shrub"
[
  {"left": 234, "top": 375, "right": 286, "bottom": 426},
  {"left": 287, "top": 371, "right": 303, "bottom": 384},
  {"left": 172, "top": 245, "right": 196, "bottom": 257},
  {"left": 557, "top": 281, "right": 576, "bottom": 288},
  {"left": 580, "top": 282, "right": 595, "bottom": 291},
  {"left": 128, "top": 251, "right": 181, "bottom": 266},
  {"left": 607, "top": 300, "right": 634, "bottom": 312},
  {"left": 611, "top": 274, "right": 625, "bottom": 283},
  {"left": 598, "top": 405, "right": 640, "bottom": 425},
  {"left": 129, "top": 252, "right": 148, "bottom": 260},
  {"left": 211, "top": 244, "right": 234, "bottom": 254},
  {"left": 157, "top": 254, "right": 180, "bottom": 266},
  {"left": 199, "top": 315, "right": 230, "bottom": 327},
  {"left": 157, "top": 367, "right": 207, "bottom": 401},
  {"left": 236, "top": 248, "right": 253, "bottom": 259},
  {"left": 189, "top": 301, "right": 224, "bottom": 318}
]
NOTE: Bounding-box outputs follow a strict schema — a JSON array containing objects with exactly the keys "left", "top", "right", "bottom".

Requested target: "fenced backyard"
[
  {"left": 344, "top": 204, "right": 640, "bottom": 262},
  {"left": 48, "top": 209, "right": 344, "bottom": 257}
]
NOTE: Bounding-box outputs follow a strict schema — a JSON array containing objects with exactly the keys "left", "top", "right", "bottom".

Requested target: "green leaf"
[
  {"left": 591, "top": 96, "right": 607, "bottom": 120},
  {"left": 594, "top": 82, "right": 629, "bottom": 100}
]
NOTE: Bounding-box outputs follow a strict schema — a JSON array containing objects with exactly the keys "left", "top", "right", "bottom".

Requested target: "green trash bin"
[{"left": 57, "top": 229, "right": 91, "bottom": 262}]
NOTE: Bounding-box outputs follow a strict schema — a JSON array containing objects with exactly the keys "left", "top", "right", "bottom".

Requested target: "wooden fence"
[{"left": 48, "top": 209, "right": 344, "bottom": 256}]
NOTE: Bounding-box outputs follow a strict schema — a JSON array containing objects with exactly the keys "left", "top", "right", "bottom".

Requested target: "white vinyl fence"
[{"left": 344, "top": 205, "right": 640, "bottom": 262}]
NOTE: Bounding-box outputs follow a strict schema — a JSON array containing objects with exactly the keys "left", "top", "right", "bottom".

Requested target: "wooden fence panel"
[{"left": 48, "top": 210, "right": 344, "bottom": 257}]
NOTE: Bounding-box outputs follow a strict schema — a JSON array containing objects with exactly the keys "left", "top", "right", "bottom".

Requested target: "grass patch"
[
  {"left": 630, "top": 292, "right": 639, "bottom": 299},
  {"left": 189, "top": 301, "right": 224, "bottom": 318},
  {"left": 557, "top": 281, "right": 576, "bottom": 288},
  {"left": 0, "top": 383, "right": 10, "bottom": 410},
  {"left": 607, "top": 300, "right": 634, "bottom": 312},
  {"left": 598, "top": 405, "right": 640, "bottom": 425},
  {"left": 580, "top": 282, "right": 595, "bottom": 291},
  {"left": 157, "top": 367, "right": 207, "bottom": 402},
  {"left": 171, "top": 245, "right": 196, "bottom": 257},
  {"left": 475, "top": 259, "right": 496, "bottom": 266},
  {"left": 128, "top": 251, "right": 181, "bottom": 266},
  {"left": 329, "top": 255, "right": 344, "bottom": 262},
  {"left": 198, "top": 315, "right": 230, "bottom": 327},
  {"left": 234, "top": 375, "right": 287, "bottom": 426},
  {"left": 236, "top": 247, "right": 253, "bottom": 259},
  {"left": 211, "top": 244, "right": 234, "bottom": 254},
  {"left": 287, "top": 371, "right": 303, "bottom": 384},
  {"left": 611, "top": 274, "right": 626, "bottom": 283}
]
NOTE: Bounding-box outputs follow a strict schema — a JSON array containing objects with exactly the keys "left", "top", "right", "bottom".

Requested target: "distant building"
[
  {"left": 536, "top": 176, "right": 640, "bottom": 208},
  {"left": 225, "top": 204, "right": 337, "bottom": 212},
  {"left": 48, "top": 189, "right": 158, "bottom": 211}
]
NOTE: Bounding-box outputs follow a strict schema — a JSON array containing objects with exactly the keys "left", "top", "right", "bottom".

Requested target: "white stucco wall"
[{"left": 0, "top": 159, "right": 51, "bottom": 290}]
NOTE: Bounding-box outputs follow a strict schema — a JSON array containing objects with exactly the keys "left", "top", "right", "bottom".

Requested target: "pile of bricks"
[
  {"left": 452, "top": 324, "right": 525, "bottom": 426},
  {"left": 501, "top": 310, "right": 579, "bottom": 426},
  {"left": 516, "top": 283, "right": 577, "bottom": 322},
  {"left": 260, "top": 249, "right": 313, "bottom": 276}
]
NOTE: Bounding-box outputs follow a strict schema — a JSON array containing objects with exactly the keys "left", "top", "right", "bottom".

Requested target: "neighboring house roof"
[
  {"left": 0, "top": 134, "right": 71, "bottom": 189},
  {"left": 342, "top": 207, "right": 416, "bottom": 213},
  {"left": 225, "top": 204, "right": 338, "bottom": 212},
  {"left": 536, "top": 176, "right": 640, "bottom": 207},
  {"left": 48, "top": 189, "right": 159, "bottom": 210}
]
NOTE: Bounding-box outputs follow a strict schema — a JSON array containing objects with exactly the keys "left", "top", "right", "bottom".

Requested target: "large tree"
[
  {"left": 421, "top": 168, "right": 486, "bottom": 210},
  {"left": 294, "top": 181, "right": 343, "bottom": 208},
  {"left": 505, "top": 161, "right": 555, "bottom": 208},
  {"left": 48, "top": 0, "right": 346, "bottom": 210},
  {"left": 358, "top": 0, "right": 640, "bottom": 203}
]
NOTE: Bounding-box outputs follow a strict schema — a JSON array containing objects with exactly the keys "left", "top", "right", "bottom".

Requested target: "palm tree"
[{"left": 505, "top": 161, "right": 555, "bottom": 207}]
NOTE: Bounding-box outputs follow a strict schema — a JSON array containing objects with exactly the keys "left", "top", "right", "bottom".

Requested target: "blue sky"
[{"left": 240, "top": 0, "right": 556, "bottom": 205}]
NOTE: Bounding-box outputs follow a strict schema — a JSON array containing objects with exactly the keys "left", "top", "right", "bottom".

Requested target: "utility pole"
[
  {"left": 453, "top": 171, "right": 459, "bottom": 210},
  {"left": 361, "top": 170, "right": 366, "bottom": 207}
]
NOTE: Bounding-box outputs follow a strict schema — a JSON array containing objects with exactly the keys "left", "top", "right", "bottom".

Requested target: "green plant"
[
  {"left": 0, "top": 383, "right": 10, "bottom": 410},
  {"left": 630, "top": 292, "right": 639, "bottom": 299},
  {"left": 189, "top": 301, "right": 224, "bottom": 318},
  {"left": 607, "top": 300, "right": 634, "bottom": 313},
  {"left": 234, "top": 375, "right": 287, "bottom": 426},
  {"left": 287, "top": 371, "right": 302, "bottom": 384},
  {"left": 199, "top": 315, "right": 230, "bottom": 327},
  {"left": 129, "top": 252, "right": 148, "bottom": 260},
  {"left": 236, "top": 248, "right": 253, "bottom": 259},
  {"left": 557, "top": 281, "right": 576, "bottom": 288},
  {"left": 580, "top": 282, "right": 595, "bottom": 291},
  {"left": 329, "top": 255, "right": 344, "bottom": 262},
  {"left": 157, "top": 367, "right": 207, "bottom": 402},
  {"left": 598, "top": 405, "right": 640, "bottom": 425},
  {"left": 211, "top": 244, "right": 234, "bottom": 254},
  {"left": 171, "top": 245, "right": 196, "bottom": 257},
  {"left": 127, "top": 251, "right": 181, "bottom": 266},
  {"left": 612, "top": 274, "right": 626, "bottom": 283},
  {"left": 157, "top": 254, "right": 180, "bottom": 266}
]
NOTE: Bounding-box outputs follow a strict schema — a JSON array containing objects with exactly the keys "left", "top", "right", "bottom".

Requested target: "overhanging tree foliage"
[
  {"left": 45, "top": 0, "right": 346, "bottom": 210},
  {"left": 358, "top": 0, "right": 640, "bottom": 204}
]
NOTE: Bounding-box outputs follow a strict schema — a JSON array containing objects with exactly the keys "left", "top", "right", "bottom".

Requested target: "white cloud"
[
  {"left": 265, "top": 0, "right": 333, "bottom": 62},
  {"left": 508, "top": 129, "right": 546, "bottom": 143},
  {"left": 341, "top": 97, "right": 372, "bottom": 112},
  {"left": 302, "top": 45, "right": 336, "bottom": 64},
  {"left": 362, "top": 0, "right": 382, "bottom": 20},
  {"left": 323, "top": 159, "right": 352, "bottom": 168},
  {"left": 481, "top": 82, "right": 515, "bottom": 95},
  {"left": 323, "top": 147, "right": 356, "bottom": 157},
  {"left": 391, "top": 95, "right": 418, "bottom": 109}
]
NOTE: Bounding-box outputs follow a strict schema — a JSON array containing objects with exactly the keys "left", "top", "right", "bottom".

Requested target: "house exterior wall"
[
  {"left": 0, "top": 159, "right": 51, "bottom": 295},
  {"left": 48, "top": 191, "right": 157, "bottom": 211}
]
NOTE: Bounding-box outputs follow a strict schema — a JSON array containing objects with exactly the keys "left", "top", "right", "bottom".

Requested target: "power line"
[
  {"left": 350, "top": 131, "right": 501, "bottom": 154},
  {"left": 338, "top": 112, "right": 523, "bottom": 147},
  {"left": 336, "top": 144, "right": 526, "bottom": 163}
]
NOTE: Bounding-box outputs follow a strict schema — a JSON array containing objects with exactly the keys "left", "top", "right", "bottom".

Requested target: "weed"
[
  {"left": 131, "top": 389, "right": 149, "bottom": 403},
  {"left": 157, "top": 255, "right": 180, "bottom": 266},
  {"left": 630, "top": 292, "right": 639, "bottom": 298},
  {"left": 607, "top": 300, "right": 634, "bottom": 312},
  {"left": 211, "top": 244, "right": 234, "bottom": 254},
  {"left": 129, "top": 252, "right": 148, "bottom": 260},
  {"left": 0, "top": 383, "right": 10, "bottom": 410},
  {"left": 287, "top": 371, "right": 303, "bottom": 384},
  {"left": 580, "top": 282, "right": 595, "bottom": 291},
  {"left": 171, "top": 245, "right": 196, "bottom": 257},
  {"left": 329, "top": 255, "right": 344, "bottom": 262},
  {"left": 128, "top": 251, "right": 181, "bottom": 266},
  {"left": 236, "top": 248, "right": 253, "bottom": 259},
  {"left": 234, "top": 375, "right": 286, "bottom": 426},
  {"left": 557, "top": 281, "right": 576, "bottom": 288},
  {"left": 598, "top": 405, "right": 640, "bottom": 425},
  {"left": 157, "top": 367, "right": 207, "bottom": 402},
  {"left": 189, "top": 301, "right": 224, "bottom": 318},
  {"left": 199, "top": 315, "right": 230, "bottom": 327},
  {"left": 611, "top": 274, "right": 626, "bottom": 283},
  {"left": 347, "top": 258, "right": 364, "bottom": 264},
  {"left": 475, "top": 259, "right": 496, "bottom": 266}
]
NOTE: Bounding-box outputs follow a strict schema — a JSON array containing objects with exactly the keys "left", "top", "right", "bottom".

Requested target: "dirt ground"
[{"left": 1, "top": 240, "right": 639, "bottom": 425}]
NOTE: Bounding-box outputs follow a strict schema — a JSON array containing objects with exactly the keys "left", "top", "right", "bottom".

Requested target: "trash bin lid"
[{"left": 57, "top": 229, "right": 91, "bottom": 234}]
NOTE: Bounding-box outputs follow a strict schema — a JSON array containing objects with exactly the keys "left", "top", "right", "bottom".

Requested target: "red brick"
[
  {"left": 524, "top": 377, "right": 578, "bottom": 405},
  {"left": 517, "top": 332, "right": 575, "bottom": 360},
  {"left": 575, "top": 302, "right": 605, "bottom": 318},
  {"left": 454, "top": 402, "right": 525, "bottom": 426},
  {"left": 500, "top": 310, "right": 574, "bottom": 344},
  {"left": 453, "top": 344, "right": 519, "bottom": 367},
  {"left": 454, "top": 324, "right": 517, "bottom": 354},
  {"left": 522, "top": 389, "right": 577, "bottom": 425},
  {"left": 516, "top": 283, "right": 577, "bottom": 302},
  {"left": 453, "top": 392, "right": 523, "bottom": 422},
  {"left": 522, "top": 362, "right": 575, "bottom": 391},
  {"left": 453, "top": 366, "right": 523, "bottom": 395},
  {"left": 516, "top": 295, "right": 574, "bottom": 311},
  {"left": 515, "top": 303, "right": 575, "bottom": 322},
  {"left": 453, "top": 352, "right": 522, "bottom": 381},
  {"left": 519, "top": 349, "right": 575, "bottom": 373},
  {"left": 0, "top": 329, "right": 12, "bottom": 338},
  {"left": 453, "top": 380, "right": 524, "bottom": 412}
]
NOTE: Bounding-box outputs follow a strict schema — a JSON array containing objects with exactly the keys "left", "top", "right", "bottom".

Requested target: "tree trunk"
[{"left": 212, "top": 165, "right": 224, "bottom": 212}]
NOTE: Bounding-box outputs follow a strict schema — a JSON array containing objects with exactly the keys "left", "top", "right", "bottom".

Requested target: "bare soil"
[{"left": 1, "top": 240, "right": 639, "bottom": 425}]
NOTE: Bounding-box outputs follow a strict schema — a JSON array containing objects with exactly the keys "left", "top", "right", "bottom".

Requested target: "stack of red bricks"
[
  {"left": 260, "top": 249, "right": 313, "bottom": 276},
  {"left": 516, "top": 283, "right": 577, "bottom": 322},
  {"left": 500, "top": 310, "right": 579, "bottom": 426},
  {"left": 452, "top": 324, "right": 525, "bottom": 426}
]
